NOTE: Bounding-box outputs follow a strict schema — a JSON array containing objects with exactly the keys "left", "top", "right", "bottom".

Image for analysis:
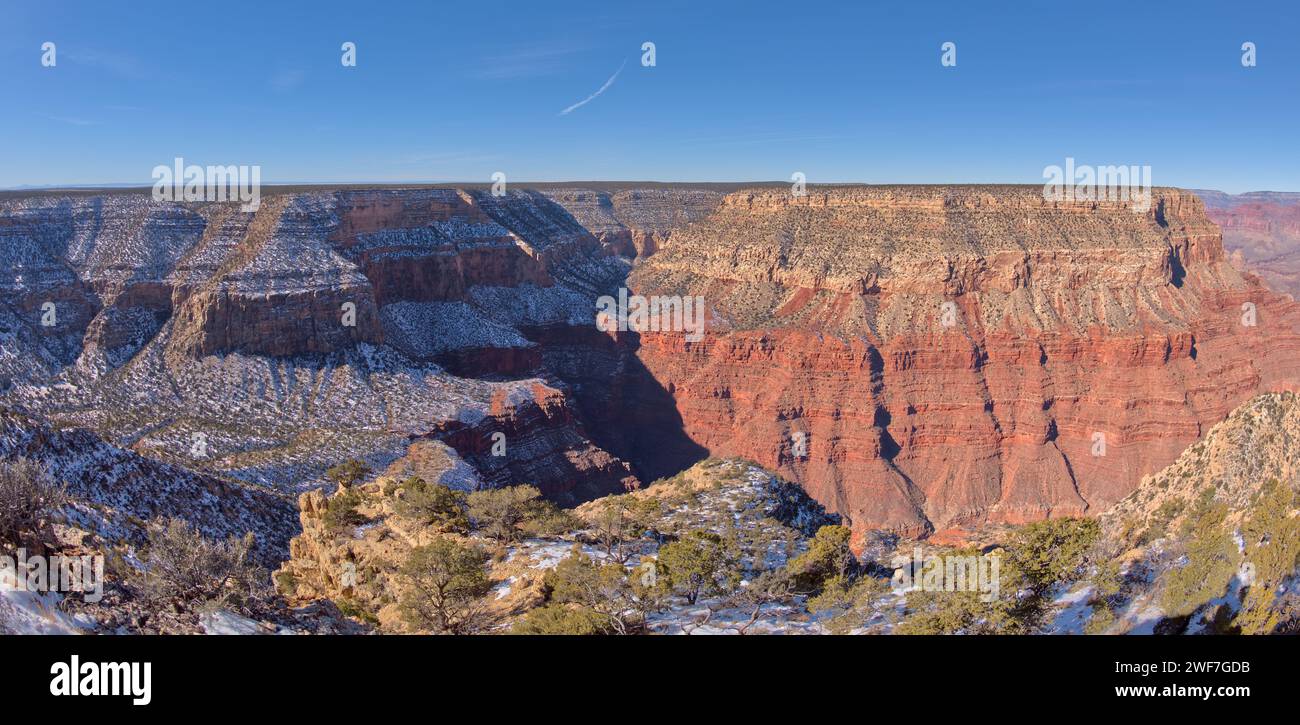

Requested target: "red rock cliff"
[{"left": 622, "top": 186, "right": 1300, "bottom": 543}]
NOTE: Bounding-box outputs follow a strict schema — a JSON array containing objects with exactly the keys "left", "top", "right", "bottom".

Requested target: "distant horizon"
[{"left": 3, "top": 180, "right": 1298, "bottom": 196}]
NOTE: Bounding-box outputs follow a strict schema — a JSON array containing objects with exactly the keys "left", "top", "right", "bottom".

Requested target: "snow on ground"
[
  {"left": 648, "top": 599, "right": 826, "bottom": 635},
  {"left": 0, "top": 568, "right": 87, "bottom": 634},
  {"left": 199, "top": 610, "right": 288, "bottom": 635},
  {"left": 493, "top": 577, "right": 517, "bottom": 600},
  {"left": 1185, "top": 562, "right": 1252, "bottom": 634},
  {"left": 507, "top": 539, "right": 621, "bottom": 570},
  {"left": 1121, "top": 593, "right": 1166, "bottom": 635},
  {"left": 379, "top": 300, "right": 532, "bottom": 358},
  {"left": 1043, "top": 584, "right": 1095, "bottom": 635}
]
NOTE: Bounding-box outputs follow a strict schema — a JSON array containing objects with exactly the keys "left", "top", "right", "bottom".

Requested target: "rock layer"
[
  {"left": 623, "top": 187, "right": 1300, "bottom": 542},
  {"left": 3, "top": 184, "right": 1299, "bottom": 551},
  {"left": 1195, "top": 189, "right": 1300, "bottom": 299}
]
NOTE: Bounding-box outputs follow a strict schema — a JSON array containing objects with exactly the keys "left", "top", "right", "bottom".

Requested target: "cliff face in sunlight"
[
  {"left": 2, "top": 184, "right": 1299, "bottom": 551},
  {"left": 625, "top": 187, "right": 1300, "bottom": 542},
  {"left": 1196, "top": 189, "right": 1300, "bottom": 300}
]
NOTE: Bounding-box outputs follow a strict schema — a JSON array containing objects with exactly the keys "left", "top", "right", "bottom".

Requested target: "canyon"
[
  {"left": 1195, "top": 190, "right": 1300, "bottom": 300},
  {"left": 1, "top": 184, "right": 1297, "bottom": 557}
]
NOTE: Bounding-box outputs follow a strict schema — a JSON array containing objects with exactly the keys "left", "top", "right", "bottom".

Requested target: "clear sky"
[{"left": 2, "top": 0, "right": 1297, "bottom": 192}]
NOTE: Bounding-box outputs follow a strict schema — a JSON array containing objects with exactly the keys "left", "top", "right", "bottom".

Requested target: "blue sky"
[{"left": 2, "top": 0, "right": 1297, "bottom": 192}]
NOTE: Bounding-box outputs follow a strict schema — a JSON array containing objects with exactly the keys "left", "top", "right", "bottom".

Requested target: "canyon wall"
[
  {"left": 1195, "top": 190, "right": 1300, "bottom": 299},
  {"left": 2, "top": 184, "right": 1297, "bottom": 552},
  {"left": 621, "top": 187, "right": 1300, "bottom": 542}
]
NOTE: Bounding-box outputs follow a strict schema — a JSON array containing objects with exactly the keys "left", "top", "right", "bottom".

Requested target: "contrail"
[{"left": 559, "top": 60, "right": 626, "bottom": 116}]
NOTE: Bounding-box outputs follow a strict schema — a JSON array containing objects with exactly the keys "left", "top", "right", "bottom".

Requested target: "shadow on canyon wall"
[{"left": 519, "top": 322, "right": 710, "bottom": 489}]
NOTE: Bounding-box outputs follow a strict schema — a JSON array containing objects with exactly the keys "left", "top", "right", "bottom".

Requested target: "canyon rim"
[{"left": 2, "top": 184, "right": 1298, "bottom": 552}]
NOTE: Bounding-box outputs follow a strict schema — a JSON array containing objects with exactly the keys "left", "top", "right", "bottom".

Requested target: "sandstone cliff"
[
  {"left": 1195, "top": 189, "right": 1300, "bottom": 299},
  {"left": 2, "top": 184, "right": 1297, "bottom": 553},
  {"left": 623, "top": 186, "right": 1300, "bottom": 542}
]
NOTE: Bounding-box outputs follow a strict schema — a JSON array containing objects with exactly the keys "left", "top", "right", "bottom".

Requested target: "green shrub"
[
  {"left": 1084, "top": 606, "right": 1116, "bottom": 635},
  {"left": 326, "top": 459, "right": 370, "bottom": 489},
  {"left": 808, "top": 575, "right": 890, "bottom": 634},
  {"left": 466, "top": 485, "right": 552, "bottom": 542},
  {"left": 893, "top": 588, "right": 997, "bottom": 635},
  {"left": 273, "top": 570, "right": 298, "bottom": 596},
  {"left": 1005, "top": 518, "right": 1100, "bottom": 588},
  {"left": 324, "top": 488, "right": 368, "bottom": 532},
  {"left": 590, "top": 494, "right": 662, "bottom": 561},
  {"left": 512, "top": 604, "right": 611, "bottom": 635},
  {"left": 784, "top": 525, "right": 856, "bottom": 594},
  {"left": 537, "top": 548, "right": 663, "bottom": 634},
  {"left": 894, "top": 518, "right": 1101, "bottom": 635},
  {"left": 1234, "top": 479, "right": 1300, "bottom": 634},
  {"left": 0, "top": 458, "right": 65, "bottom": 548},
  {"left": 398, "top": 537, "right": 494, "bottom": 634},
  {"left": 394, "top": 477, "right": 469, "bottom": 532},
  {"left": 521, "top": 505, "right": 579, "bottom": 538},
  {"left": 657, "top": 530, "right": 740, "bottom": 604},
  {"left": 335, "top": 597, "right": 380, "bottom": 626},
  {"left": 1159, "top": 494, "right": 1238, "bottom": 618},
  {"left": 135, "top": 517, "right": 266, "bottom": 608}
]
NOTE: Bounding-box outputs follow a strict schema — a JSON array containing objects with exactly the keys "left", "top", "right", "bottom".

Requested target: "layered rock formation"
[
  {"left": 623, "top": 187, "right": 1300, "bottom": 542},
  {"left": 275, "top": 456, "right": 837, "bottom": 634},
  {"left": 1194, "top": 190, "right": 1300, "bottom": 299},
  {"left": 2, "top": 184, "right": 1297, "bottom": 555},
  {"left": 1104, "top": 391, "right": 1300, "bottom": 542},
  {"left": 422, "top": 382, "right": 637, "bottom": 504},
  {"left": 0, "top": 189, "right": 649, "bottom": 555}
]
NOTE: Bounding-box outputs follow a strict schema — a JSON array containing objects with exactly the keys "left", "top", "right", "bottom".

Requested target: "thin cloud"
[
  {"left": 64, "top": 49, "right": 151, "bottom": 80},
  {"left": 560, "top": 60, "right": 625, "bottom": 116},
  {"left": 42, "top": 114, "right": 98, "bottom": 126},
  {"left": 473, "top": 41, "right": 590, "bottom": 80}
]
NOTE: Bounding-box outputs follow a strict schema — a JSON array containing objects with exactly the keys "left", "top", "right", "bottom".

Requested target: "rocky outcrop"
[
  {"left": 275, "top": 456, "right": 837, "bottom": 633},
  {"left": 1103, "top": 391, "right": 1300, "bottom": 540},
  {"left": 167, "top": 194, "right": 385, "bottom": 358},
  {"left": 425, "top": 381, "right": 638, "bottom": 505},
  {"left": 1090, "top": 392, "right": 1300, "bottom": 634},
  {"left": 623, "top": 187, "right": 1300, "bottom": 543},
  {"left": 540, "top": 188, "right": 725, "bottom": 259}
]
